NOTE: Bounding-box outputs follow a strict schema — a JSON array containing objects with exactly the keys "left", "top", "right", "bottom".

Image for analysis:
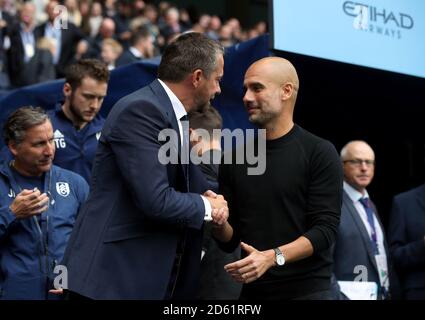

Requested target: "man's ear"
[
  {"left": 281, "top": 82, "right": 294, "bottom": 101},
  {"left": 8, "top": 141, "right": 18, "bottom": 157},
  {"left": 192, "top": 69, "right": 203, "bottom": 88},
  {"left": 63, "top": 82, "right": 72, "bottom": 98}
]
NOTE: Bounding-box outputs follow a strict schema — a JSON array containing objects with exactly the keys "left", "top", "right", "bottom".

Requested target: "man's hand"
[
  {"left": 49, "top": 288, "right": 64, "bottom": 295},
  {"left": 204, "top": 190, "right": 228, "bottom": 226},
  {"left": 224, "top": 242, "right": 275, "bottom": 284},
  {"left": 9, "top": 188, "right": 49, "bottom": 219},
  {"left": 211, "top": 206, "right": 228, "bottom": 227}
]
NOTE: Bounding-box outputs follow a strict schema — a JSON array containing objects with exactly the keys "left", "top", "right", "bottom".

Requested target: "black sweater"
[{"left": 218, "top": 125, "right": 343, "bottom": 299}]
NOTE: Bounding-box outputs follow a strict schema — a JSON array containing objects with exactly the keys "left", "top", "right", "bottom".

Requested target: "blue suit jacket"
[
  {"left": 388, "top": 183, "right": 425, "bottom": 299},
  {"left": 61, "top": 79, "right": 208, "bottom": 299},
  {"left": 333, "top": 191, "right": 399, "bottom": 299}
]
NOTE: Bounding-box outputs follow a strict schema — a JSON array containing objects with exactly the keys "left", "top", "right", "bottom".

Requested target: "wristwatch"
[{"left": 273, "top": 247, "right": 285, "bottom": 266}]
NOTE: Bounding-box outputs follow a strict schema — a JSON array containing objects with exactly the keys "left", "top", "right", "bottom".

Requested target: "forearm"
[
  {"left": 277, "top": 236, "right": 314, "bottom": 264},
  {"left": 212, "top": 220, "right": 234, "bottom": 243}
]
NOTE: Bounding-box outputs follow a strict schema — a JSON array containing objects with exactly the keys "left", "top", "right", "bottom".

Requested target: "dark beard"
[{"left": 68, "top": 94, "right": 87, "bottom": 125}]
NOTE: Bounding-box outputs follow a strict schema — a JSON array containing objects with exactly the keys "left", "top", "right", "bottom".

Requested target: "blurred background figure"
[
  {"left": 188, "top": 104, "right": 242, "bottom": 300},
  {"left": 0, "top": 0, "right": 14, "bottom": 89},
  {"left": 64, "top": 0, "right": 82, "bottom": 27},
  {"left": 101, "top": 38, "right": 122, "bottom": 70},
  {"left": 6, "top": 1, "right": 38, "bottom": 87},
  {"left": 117, "top": 26, "right": 154, "bottom": 67},
  {"left": 160, "top": 6, "right": 188, "bottom": 45},
  {"left": 35, "top": 0, "right": 85, "bottom": 78},
  {"left": 388, "top": 180, "right": 425, "bottom": 300},
  {"left": 333, "top": 140, "right": 399, "bottom": 300}
]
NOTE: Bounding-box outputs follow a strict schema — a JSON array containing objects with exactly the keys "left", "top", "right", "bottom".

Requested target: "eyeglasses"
[{"left": 343, "top": 159, "right": 375, "bottom": 167}]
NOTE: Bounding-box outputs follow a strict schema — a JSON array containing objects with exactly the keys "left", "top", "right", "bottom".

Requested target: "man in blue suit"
[
  {"left": 388, "top": 183, "right": 425, "bottom": 299},
  {"left": 333, "top": 140, "right": 398, "bottom": 299},
  {"left": 61, "top": 32, "right": 228, "bottom": 300}
]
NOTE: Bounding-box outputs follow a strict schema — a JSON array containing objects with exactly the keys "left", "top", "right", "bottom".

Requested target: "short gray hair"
[{"left": 3, "top": 106, "right": 50, "bottom": 145}]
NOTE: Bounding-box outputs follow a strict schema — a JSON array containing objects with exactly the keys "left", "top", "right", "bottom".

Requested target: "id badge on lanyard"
[{"left": 374, "top": 254, "right": 389, "bottom": 290}]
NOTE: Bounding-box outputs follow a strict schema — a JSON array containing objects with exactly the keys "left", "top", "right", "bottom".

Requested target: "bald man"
[
  {"left": 213, "top": 57, "right": 343, "bottom": 300},
  {"left": 333, "top": 140, "right": 398, "bottom": 300}
]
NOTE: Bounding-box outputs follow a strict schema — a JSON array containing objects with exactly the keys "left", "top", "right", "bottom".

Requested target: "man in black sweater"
[{"left": 213, "top": 57, "right": 343, "bottom": 300}]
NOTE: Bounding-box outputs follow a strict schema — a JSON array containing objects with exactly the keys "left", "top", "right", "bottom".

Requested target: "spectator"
[
  {"left": 206, "top": 15, "right": 221, "bottom": 41},
  {"left": 113, "top": 0, "right": 132, "bottom": 48},
  {"left": 116, "top": 26, "right": 154, "bottom": 67},
  {"left": 0, "top": 0, "right": 14, "bottom": 88},
  {"left": 20, "top": 37, "right": 56, "bottom": 86},
  {"left": 64, "top": 0, "right": 82, "bottom": 27},
  {"left": 101, "top": 38, "right": 122, "bottom": 70},
  {"left": 84, "top": 17, "right": 116, "bottom": 59},
  {"left": 34, "top": 0, "right": 86, "bottom": 78},
  {"left": 6, "top": 1, "right": 37, "bottom": 87}
]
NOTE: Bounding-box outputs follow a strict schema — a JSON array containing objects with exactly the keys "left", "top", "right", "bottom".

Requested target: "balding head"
[
  {"left": 247, "top": 57, "right": 299, "bottom": 99},
  {"left": 100, "top": 18, "right": 116, "bottom": 38},
  {"left": 341, "top": 140, "right": 375, "bottom": 193},
  {"left": 243, "top": 57, "right": 299, "bottom": 136},
  {"left": 340, "top": 140, "right": 375, "bottom": 161},
  {"left": 19, "top": 1, "right": 36, "bottom": 26}
]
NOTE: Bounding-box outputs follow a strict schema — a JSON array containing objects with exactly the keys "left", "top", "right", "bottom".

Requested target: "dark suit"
[
  {"left": 61, "top": 79, "right": 208, "bottom": 299},
  {"left": 34, "top": 22, "right": 84, "bottom": 77},
  {"left": 5, "top": 22, "right": 55, "bottom": 87},
  {"left": 333, "top": 191, "right": 399, "bottom": 299},
  {"left": 388, "top": 183, "right": 425, "bottom": 299},
  {"left": 5, "top": 22, "right": 29, "bottom": 87},
  {"left": 116, "top": 49, "right": 141, "bottom": 67}
]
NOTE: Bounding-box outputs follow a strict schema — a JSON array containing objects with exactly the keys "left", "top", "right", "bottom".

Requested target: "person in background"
[
  {"left": 388, "top": 180, "right": 425, "bottom": 299},
  {"left": 116, "top": 26, "right": 154, "bottom": 67},
  {"left": 101, "top": 38, "right": 122, "bottom": 70},
  {"left": 333, "top": 140, "right": 399, "bottom": 300},
  {"left": 188, "top": 104, "right": 242, "bottom": 300},
  {"left": 49, "top": 59, "right": 109, "bottom": 184},
  {"left": 34, "top": 0, "right": 86, "bottom": 78},
  {"left": 6, "top": 1, "right": 37, "bottom": 87},
  {"left": 0, "top": 106, "right": 88, "bottom": 300}
]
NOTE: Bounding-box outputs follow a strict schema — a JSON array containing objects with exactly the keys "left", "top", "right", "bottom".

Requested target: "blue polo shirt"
[{"left": 48, "top": 104, "right": 105, "bottom": 184}]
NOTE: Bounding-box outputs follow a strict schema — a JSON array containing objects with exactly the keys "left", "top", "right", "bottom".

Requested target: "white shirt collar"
[
  {"left": 157, "top": 79, "right": 187, "bottom": 121},
  {"left": 344, "top": 181, "right": 370, "bottom": 203},
  {"left": 129, "top": 46, "right": 143, "bottom": 58}
]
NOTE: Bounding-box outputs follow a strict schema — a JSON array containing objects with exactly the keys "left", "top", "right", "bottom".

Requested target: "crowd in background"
[{"left": 0, "top": 0, "right": 267, "bottom": 89}]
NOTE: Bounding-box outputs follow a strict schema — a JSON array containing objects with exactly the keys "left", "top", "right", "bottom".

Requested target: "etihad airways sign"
[
  {"left": 271, "top": 0, "right": 425, "bottom": 78},
  {"left": 342, "top": 1, "right": 414, "bottom": 39}
]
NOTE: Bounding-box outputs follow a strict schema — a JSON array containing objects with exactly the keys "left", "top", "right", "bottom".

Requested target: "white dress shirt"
[
  {"left": 158, "top": 79, "right": 212, "bottom": 221},
  {"left": 343, "top": 181, "right": 389, "bottom": 289}
]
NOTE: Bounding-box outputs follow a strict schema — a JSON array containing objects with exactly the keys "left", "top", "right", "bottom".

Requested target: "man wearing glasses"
[
  {"left": 333, "top": 140, "right": 398, "bottom": 300},
  {"left": 0, "top": 106, "right": 89, "bottom": 300}
]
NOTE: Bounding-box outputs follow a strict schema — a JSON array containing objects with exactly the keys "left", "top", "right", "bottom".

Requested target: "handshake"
[{"left": 203, "top": 190, "right": 229, "bottom": 228}]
